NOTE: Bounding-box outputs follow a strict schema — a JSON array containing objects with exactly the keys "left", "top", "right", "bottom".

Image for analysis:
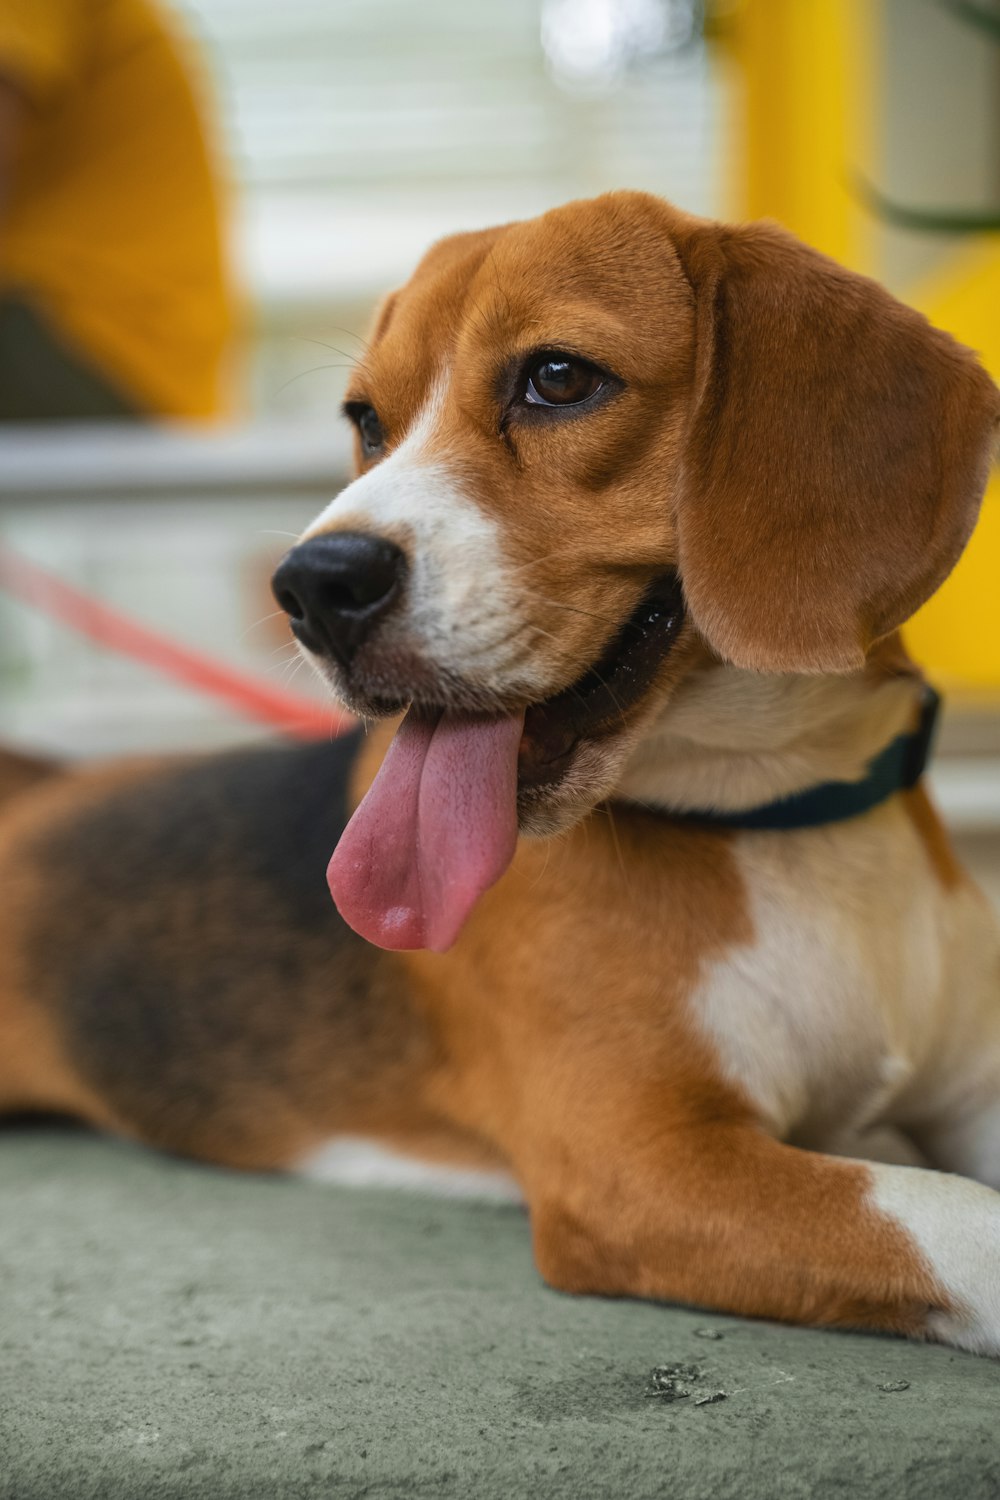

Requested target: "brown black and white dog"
[{"left": 3, "top": 193, "right": 1000, "bottom": 1352}]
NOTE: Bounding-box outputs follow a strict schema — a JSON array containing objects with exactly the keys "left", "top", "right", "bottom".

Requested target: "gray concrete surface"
[{"left": 2, "top": 1126, "right": 999, "bottom": 1500}]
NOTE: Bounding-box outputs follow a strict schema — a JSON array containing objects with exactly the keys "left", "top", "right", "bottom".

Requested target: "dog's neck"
[{"left": 616, "top": 650, "right": 924, "bottom": 818}]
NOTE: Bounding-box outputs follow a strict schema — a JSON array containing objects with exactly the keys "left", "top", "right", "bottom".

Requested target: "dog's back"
[
  {"left": 0, "top": 734, "right": 445, "bottom": 1164},
  {"left": 0, "top": 746, "right": 59, "bottom": 807}
]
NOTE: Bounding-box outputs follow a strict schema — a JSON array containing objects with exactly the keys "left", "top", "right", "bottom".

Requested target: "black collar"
[{"left": 660, "top": 686, "right": 941, "bottom": 832}]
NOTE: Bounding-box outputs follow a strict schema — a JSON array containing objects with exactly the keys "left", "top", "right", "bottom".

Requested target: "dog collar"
[{"left": 659, "top": 686, "right": 941, "bottom": 833}]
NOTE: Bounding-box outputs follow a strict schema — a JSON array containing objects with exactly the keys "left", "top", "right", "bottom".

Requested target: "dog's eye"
[
  {"left": 357, "top": 405, "right": 385, "bottom": 456},
  {"left": 346, "top": 403, "right": 385, "bottom": 458},
  {"left": 524, "top": 356, "right": 603, "bottom": 407}
]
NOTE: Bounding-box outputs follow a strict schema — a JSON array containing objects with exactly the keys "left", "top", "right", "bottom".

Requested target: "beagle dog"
[{"left": 3, "top": 192, "right": 1000, "bottom": 1354}]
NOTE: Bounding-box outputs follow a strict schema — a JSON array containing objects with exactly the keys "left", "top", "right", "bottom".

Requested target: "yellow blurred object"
[
  {"left": 901, "top": 240, "right": 1000, "bottom": 692},
  {"left": 720, "top": 0, "right": 874, "bottom": 272},
  {"left": 0, "top": 0, "right": 235, "bottom": 419}
]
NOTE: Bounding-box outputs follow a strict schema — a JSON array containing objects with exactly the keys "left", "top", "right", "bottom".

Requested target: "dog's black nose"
[{"left": 271, "top": 531, "right": 407, "bottom": 665}]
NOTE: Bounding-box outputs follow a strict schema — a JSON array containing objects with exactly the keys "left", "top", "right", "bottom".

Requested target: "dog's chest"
[{"left": 685, "top": 805, "right": 957, "bottom": 1145}]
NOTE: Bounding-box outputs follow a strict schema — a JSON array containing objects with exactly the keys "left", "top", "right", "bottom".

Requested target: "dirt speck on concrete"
[
  {"left": 647, "top": 1363, "right": 703, "bottom": 1402},
  {"left": 653, "top": 1362, "right": 701, "bottom": 1383},
  {"left": 646, "top": 1378, "right": 691, "bottom": 1403}
]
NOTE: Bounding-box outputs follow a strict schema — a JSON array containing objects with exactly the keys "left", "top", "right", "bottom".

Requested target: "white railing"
[{"left": 0, "top": 423, "right": 351, "bottom": 757}]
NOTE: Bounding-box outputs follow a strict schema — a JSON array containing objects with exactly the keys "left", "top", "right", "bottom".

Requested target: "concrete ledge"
[
  {"left": 1, "top": 1127, "right": 999, "bottom": 1499},
  {"left": 0, "top": 422, "right": 351, "bottom": 496}
]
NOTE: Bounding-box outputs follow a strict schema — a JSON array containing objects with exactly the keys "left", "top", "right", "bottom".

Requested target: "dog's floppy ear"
[{"left": 670, "top": 217, "right": 1000, "bottom": 673}]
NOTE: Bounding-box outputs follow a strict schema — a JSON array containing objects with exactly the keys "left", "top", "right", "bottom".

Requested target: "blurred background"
[{"left": 0, "top": 0, "right": 998, "bottom": 867}]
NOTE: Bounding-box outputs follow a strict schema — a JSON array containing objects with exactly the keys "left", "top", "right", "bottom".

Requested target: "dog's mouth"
[
  {"left": 517, "top": 573, "right": 685, "bottom": 791},
  {"left": 327, "top": 574, "right": 685, "bottom": 955}
]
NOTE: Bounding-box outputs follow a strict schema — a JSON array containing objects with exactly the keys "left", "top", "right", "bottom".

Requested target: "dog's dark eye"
[
  {"left": 348, "top": 404, "right": 385, "bottom": 458},
  {"left": 357, "top": 405, "right": 385, "bottom": 456},
  {"left": 524, "top": 356, "right": 603, "bottom": 407}
]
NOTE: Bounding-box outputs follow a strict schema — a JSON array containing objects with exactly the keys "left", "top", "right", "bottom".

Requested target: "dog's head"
[{"left": 273, "top": 192, "right": 999, "bottom": 950}]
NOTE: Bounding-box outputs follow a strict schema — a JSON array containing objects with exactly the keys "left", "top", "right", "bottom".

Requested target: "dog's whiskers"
[
  {"left": 240, "top": 609, "right": 290, "bottom": 644},
  {"left": 292, "top": 335, "right": 365, "bottom": 364},
  {"left": 599, "top": 803, "right": 629, "bottom": 888},
  {"left": 524, "top": 591, "right": 622, "bottom": 632},
  {"left": 273, "top": 363, "right": 359, "bottom": 399},
  {"left": 297, "top": 326, "right": 373, "bottom": 357},
  {"left": 450, "top": 620, "right": 538, "bottom": 667},
  {"left": 507, "top": 548, "right": 599, "bottom": 574},
  {"left": 276, "top": 654, "right": 310, "bottom": 688}
]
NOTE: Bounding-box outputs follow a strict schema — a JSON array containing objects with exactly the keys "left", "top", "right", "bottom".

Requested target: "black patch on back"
[{"left": 23, "top": 734, "right": 425, "bottom": 1155}]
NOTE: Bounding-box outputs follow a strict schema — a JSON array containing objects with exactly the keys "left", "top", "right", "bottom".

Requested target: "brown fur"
[
  {"left": 0, "top": 746, "right": 58, "bottom": 806},
  {"left": 666, "top": 213, "right": 999, "bottom": 673},
  {"left": 0, "top": 743, "right": 451, "bottom": 1166},
  {"left": 902, "top": 783, "right": 967, "bottom": 893}
]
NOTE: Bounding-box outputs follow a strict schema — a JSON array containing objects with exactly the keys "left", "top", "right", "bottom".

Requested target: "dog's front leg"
[{"left": 525, "top": 1121, "right": 1000, "bottom": 1355}]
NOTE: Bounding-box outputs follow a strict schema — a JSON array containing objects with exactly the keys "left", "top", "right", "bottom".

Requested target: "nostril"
[
  {"left": 317, "top": 570, "right": 397, "bottom": 615},
  {"left": 274, "top": 586, "right": 305, "bottom": 622}
]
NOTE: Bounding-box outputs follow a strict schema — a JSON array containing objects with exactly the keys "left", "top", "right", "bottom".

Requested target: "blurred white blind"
[{"left": 177, "top": 0, "right": 723, "bottom": 308}]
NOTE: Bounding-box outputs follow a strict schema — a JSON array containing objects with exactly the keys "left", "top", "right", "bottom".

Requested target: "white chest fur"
[{"left": 687, "top": 800, "right": 989, "bottom": 1150}]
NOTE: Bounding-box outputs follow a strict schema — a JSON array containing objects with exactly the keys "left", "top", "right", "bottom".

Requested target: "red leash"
[{"left": 0, "top": 542, "right": 355, "bottom": 741}]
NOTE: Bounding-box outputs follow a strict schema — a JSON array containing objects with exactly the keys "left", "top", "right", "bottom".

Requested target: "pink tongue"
[{"left": 327, "top": 707, "right": 523, "bottom": 952}]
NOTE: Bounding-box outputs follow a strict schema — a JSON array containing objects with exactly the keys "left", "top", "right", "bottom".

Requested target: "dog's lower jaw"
[{"left": 514, "top": 722, "right": 663, "bottom": 836}]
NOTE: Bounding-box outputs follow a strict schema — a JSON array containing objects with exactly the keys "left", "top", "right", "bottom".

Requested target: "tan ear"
[{"left": 669, "top": 217, "right": 1000, "bottom": 673}]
